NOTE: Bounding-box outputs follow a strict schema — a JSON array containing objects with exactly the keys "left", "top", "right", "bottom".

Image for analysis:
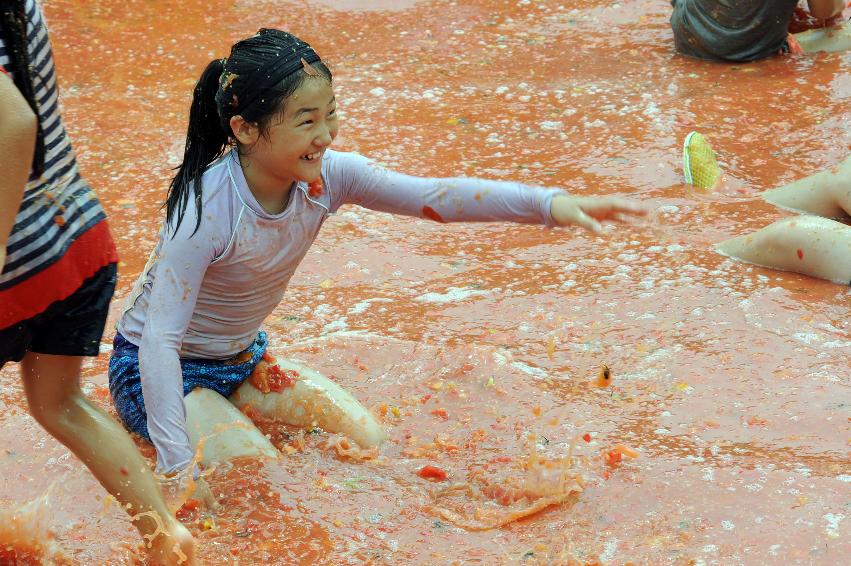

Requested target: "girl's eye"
[
  {"left": 300, "top": 120, "right": 313, "bottom": 126},
  {"left": 328, "top": 108, "right": 337, "bottom": 117}
]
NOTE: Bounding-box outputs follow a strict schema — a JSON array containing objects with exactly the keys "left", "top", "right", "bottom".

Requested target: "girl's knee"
[{"left": 184, "top": 388, "right": 277, "bottom": 465}]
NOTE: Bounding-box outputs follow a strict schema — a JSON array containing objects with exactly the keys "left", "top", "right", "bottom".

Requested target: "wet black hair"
[
  {"left": 165, "top": 28, "right": 332, "bottom": 236},
  {"left": 0, "top": 0, "right": 46, "bottom": 177}
]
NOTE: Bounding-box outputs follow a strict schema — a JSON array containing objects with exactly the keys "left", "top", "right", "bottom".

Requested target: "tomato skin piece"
[
  {"left": 308, "top": 180, "right": 324, "bottom": 197},
  {"left": 417, "top": 465, "right": 448, "bottom": 481},
  {"left": 250, "top": 360, "right": 300, "bottom": 393},
  {"left": 266, "top": 364, "right": 299, "bottom": 392},
  {"left": 613, "top": 444, "right": 640, "bottom": 458},
  {"left": 605, "top": 450, "right": 623, "bottom": 467},
  {"left": 176, "top": 498, "right": 200, "bottom": 521},
  {"left": 422, "top": 206, "right": 445, "bottom": 223},
  {"left": 430, "top": 408, "right": 449, "bottom": 420},
  {"left": 604, "top": 444, "right": 639, "bottom": 467}
]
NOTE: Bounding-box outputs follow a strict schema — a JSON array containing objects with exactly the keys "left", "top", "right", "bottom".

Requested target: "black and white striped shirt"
[{"left": 0, "top": 0, "right": 107, "bottom": 290}]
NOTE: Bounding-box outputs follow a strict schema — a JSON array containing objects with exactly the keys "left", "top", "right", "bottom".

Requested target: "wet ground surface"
[{"left": 1, "top": 0, "right": 849, "bottom": 564}]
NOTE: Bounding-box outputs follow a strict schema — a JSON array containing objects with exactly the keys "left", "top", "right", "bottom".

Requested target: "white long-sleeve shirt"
[{"left": 117, "top": 148, "right": 565, "bottom": 472}]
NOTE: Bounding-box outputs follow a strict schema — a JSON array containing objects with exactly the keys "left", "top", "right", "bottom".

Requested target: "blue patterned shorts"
[{"left": 108, "top": 331, "right": 268, "bottom": 441}]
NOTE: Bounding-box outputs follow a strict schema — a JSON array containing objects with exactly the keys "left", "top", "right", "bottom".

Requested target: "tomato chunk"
[{"left": 417, "top": 465, "right": 448, "bottom": 481}]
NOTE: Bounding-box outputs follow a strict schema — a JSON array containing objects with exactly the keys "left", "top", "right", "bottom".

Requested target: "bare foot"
[{"left": 145, "top": 520, "right": 195, "bottom": 566}]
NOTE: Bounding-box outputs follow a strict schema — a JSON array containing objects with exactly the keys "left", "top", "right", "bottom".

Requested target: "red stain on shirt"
[
  {"left": 422, "top": 206, "right": 445, "bottom": 223},
  {"left": 796, "top": 248, "right": 803, "bottom": 260},
  {"left": 308, "top": 180, "right": 324, "bottom": 198}
]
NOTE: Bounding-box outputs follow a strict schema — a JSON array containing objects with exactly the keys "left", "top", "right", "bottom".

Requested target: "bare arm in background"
[
  {"left": 795, "top": 1, "right": 851, "bottom": 53},
  {"left": 0, "top": 72, "right": 37, "bottom": 272},
  {"left": 807, "top": 0, "right": 845, "bottom": 20}
]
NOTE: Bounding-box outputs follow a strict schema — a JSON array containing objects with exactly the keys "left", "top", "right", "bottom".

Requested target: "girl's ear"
[{"left": 230, "top": 115, "right": 259, "bottom": 146}]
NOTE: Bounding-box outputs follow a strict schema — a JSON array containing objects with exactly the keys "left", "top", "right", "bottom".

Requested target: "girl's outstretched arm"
[
  {"left": 806, "top": 0, "right": 845, "bottom": 19},
  {"left": 326, "top": 151, "right": 646, "bottom": 230}
]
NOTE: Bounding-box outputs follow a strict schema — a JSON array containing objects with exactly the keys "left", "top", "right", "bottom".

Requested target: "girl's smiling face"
[{"left": 232, "top": 76, "right": 338, "bottom": 192}]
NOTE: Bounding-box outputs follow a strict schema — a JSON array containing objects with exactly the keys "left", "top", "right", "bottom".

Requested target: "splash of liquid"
[
  {"left": 132, "top": 510, "right": 188, "bottom": 564},
  {"left": 430, "top": 434, "right": 584, "bottom": 530},
  {"left": 0, "top": 487, "right": 71, "bottom": 565}
]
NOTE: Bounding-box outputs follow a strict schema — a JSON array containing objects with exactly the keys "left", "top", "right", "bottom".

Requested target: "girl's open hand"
[
  {"left": 160, "top": 467, "right": 220, "bottom": 513},
  {"left": 191, "top": 476, "right": 220, "bottom": 512},
  {"left": 550, "top": 195, "right": 649, "bottom": 234}
]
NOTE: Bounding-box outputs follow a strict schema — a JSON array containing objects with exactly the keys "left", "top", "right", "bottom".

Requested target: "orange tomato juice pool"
[{"left": 1, "top": 0, "right": 849, "bottom": 564}]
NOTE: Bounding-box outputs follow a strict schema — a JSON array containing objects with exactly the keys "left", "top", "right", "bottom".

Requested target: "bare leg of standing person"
[{"left": 20, "top": 353, "right": 195, "bottom": 565}]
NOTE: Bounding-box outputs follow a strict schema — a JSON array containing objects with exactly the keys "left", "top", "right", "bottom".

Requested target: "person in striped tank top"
[{"left": 0, "top": 1, "right": 194, "bottom": 563}]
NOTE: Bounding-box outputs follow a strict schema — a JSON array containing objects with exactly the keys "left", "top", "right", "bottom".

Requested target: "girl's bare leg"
[
  {"left": 716, "top": 215, "right": 851, "bottom": 284},
  {"left": 230, "top": 355, "right": 386, "bottom": 449},
  {"left": 182, "top": 354, "right": 386, "bottom": 466},
  {"left": 20, "top": 353, "right": 194, "bottom": 565},
  {"left": 184, "top": 387, "right": 278, "bottom": 467},
  {"left": 762, "top": 155, "right": 851, "bottom": 217}
]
